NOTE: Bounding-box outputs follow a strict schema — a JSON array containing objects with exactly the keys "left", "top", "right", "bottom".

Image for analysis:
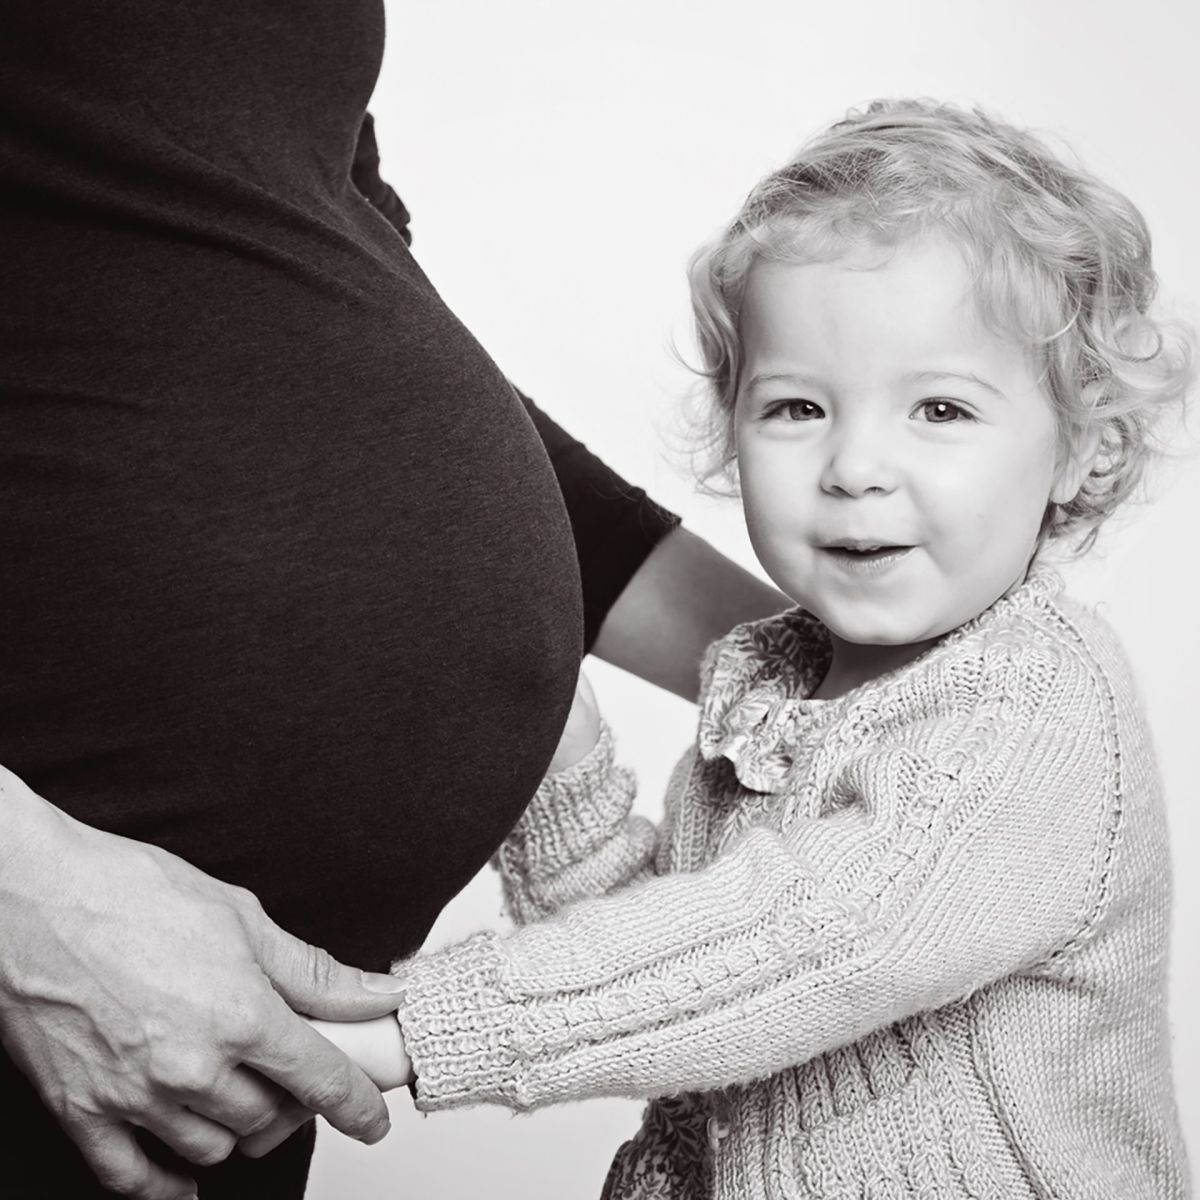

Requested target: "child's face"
[{"left": 735, "top": 234, "right": 1081, "bottom": 657}]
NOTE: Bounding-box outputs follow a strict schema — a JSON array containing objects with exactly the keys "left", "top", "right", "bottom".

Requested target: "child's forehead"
[
  {"left": 743, "top": 236, "right": 982, "bottom": 336},
  {"left": 742, "top": 226, "right": 1050, "bottom": 355},
  {"left": 738, "top": 238, "right": 1050, "bottom": 395}
]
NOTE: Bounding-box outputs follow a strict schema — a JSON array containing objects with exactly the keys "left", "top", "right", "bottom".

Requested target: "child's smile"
[
  {"left": 734, "top": 234, "right": 1091, "bottom": 695},
  {"left": 817, "top": 542, "right": 915, "bottom": 575}
]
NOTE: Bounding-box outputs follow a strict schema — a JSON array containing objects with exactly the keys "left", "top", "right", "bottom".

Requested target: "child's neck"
[{"left": 812, "top": 634, "right": 940, "bottom": 700}]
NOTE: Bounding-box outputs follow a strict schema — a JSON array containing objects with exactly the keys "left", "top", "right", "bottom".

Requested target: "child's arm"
[
  {"left": 389, "top": 636, "right": 1124, "bottom": 1114},
  {"left": 299, "top": 670, "right": 660, "bottom": 1092},
  {"left": 491, "top": 672, "right": 661, "bottom": 926}
]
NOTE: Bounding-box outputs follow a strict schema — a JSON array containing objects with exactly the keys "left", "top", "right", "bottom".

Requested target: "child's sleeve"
[
  {"left": 392, "top": 636, "right": 1121, "bottom": 1114},
  {"left": 489, "top": 721, "right": 660, "bottom": 925}
]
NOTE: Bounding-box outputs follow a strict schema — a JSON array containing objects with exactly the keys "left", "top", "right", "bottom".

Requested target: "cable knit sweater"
[{"left": 391, "top": 572, "right": 1190, "bottom": 1199}]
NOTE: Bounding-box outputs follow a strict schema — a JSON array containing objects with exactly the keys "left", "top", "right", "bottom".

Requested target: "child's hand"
[
  {"left": 241, "top": 1014, "right": 413, "bottom": 1157},
  {"left": 547, "top": 670, "right": 602, "bottom": 775},
  {"left": 305, "top": 1014, "right": 413, "bottom": 1092}
]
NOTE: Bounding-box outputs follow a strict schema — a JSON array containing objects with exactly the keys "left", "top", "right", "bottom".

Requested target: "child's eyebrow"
[
  {"left": 744, "top": 370, "right": 827, "bottom": 390},
  {"left": 904, "top": 369, "right": 1005, "bottom": 397}
]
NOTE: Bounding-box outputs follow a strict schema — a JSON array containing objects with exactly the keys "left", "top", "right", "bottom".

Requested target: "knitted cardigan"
[{"left": 391, "top": 573, "right": 1190, "bottom": 1199}]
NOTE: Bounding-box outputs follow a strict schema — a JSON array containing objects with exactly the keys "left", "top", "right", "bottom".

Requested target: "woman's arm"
[
  {"left": 521, "top": 394, "right": 785, "bottom": 700},
  {"left": 593, "top": 525, "right": 787, "bottom": 701}
]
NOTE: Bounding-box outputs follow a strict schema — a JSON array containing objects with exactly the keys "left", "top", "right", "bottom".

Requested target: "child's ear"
[{"left": 1050, "top": 386, "right": 1103, "bottom": 506}]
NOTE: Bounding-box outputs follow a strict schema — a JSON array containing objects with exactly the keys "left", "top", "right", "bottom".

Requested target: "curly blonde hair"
[{"left": 688, "top": 99, "right": 1193, "bottom": 548}]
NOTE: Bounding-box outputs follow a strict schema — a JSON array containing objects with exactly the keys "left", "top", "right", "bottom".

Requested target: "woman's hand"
[
  {"left": 547, "top": 669, "right": 602, "bottom": 775},
  {"left": 0, "top": 764, "right": 404, "bottom": 1200}
]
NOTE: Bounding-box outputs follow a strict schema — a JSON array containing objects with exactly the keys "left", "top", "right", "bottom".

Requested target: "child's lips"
[{"left": 819, "top": 543, "right": 915, "bottom": 574}]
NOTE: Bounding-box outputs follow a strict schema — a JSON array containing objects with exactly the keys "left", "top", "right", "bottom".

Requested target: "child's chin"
[
  {"left": 823, "top": 612, "right": 938, "bottom": 649},
  {"left": 838, "top": 631, "right": 920, "bottom": 649}
]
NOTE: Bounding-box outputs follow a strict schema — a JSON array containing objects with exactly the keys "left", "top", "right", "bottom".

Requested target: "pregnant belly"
[{"left": 0, "top": 288, "right": 581, "bottom": 969}]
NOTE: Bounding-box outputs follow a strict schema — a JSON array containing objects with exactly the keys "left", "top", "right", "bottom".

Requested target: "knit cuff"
[
  {"left": 494, "top": 721, "right": 635, "bottom": 881},
  {"left": 391, "top": 932, "right": 530, "bottom": 1112}
]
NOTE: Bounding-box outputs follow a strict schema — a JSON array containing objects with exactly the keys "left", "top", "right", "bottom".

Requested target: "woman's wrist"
[{"left": 0, "top": 761, "right": 83, "bottom": 887}]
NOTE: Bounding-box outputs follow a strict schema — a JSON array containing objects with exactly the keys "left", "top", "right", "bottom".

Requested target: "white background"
[{"left": 312, "top": 0, "right": 1199, "bottom": 1194}]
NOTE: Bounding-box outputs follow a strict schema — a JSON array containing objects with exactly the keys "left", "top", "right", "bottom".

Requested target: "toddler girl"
[{"left": 316, "top": 100, "right": 1192, "bottom": 1197}]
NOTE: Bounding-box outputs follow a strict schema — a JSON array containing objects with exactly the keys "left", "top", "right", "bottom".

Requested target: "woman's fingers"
[
  {"left": 134, "top": 1109, "right": 238, "bottom": 1171},
  {"left": 64, "top": 1117, "right": 199, "bottom": 1200},
  {"left": 182, "top": 1067, "right": 287, "bottom": 1138},
  {"left": 242, "top": 997, "right": 388, "bottom": 1143},
  {"left": 0, "top": 783, "right": 393, "bottom": 1196},
  {"left": 236, "top": 1098, "right": 314, "bottom": 1160}
]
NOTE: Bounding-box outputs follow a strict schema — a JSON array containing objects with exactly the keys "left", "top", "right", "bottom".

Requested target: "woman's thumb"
[{"left": 255, "top": 924, "right": 404, "bottom": 1019}]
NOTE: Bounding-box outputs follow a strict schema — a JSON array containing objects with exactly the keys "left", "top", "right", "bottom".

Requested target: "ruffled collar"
[
  {"left": 696, "top": 569, "right": 1063, "bottom": 795},
  {"left": 696, "top": 607, "right": 831, "bottom": 793}
]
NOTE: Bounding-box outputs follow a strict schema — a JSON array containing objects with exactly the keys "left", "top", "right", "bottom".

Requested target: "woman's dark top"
[{"left": 0, "top": 2, "right": 677, "bottom": 1194}]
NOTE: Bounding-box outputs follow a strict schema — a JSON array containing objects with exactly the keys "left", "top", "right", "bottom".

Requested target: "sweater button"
[{"left": 707, "top": 1117, "right": 730, "bottom": 1150}]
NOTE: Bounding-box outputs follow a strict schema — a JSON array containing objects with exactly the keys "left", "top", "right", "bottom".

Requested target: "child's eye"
[
  {"left": 766, "top": 399, "right": 825, "bottom": 421},
  {"left": 915, "top": 399, "right": 971, "bottom": 423}
]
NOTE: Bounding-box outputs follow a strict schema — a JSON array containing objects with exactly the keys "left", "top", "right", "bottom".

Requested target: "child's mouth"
[{"left": 820, "top": 543, "right": 914, "bottom": 574}]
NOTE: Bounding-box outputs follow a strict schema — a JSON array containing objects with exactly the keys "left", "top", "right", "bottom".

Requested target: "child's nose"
[{"left": 818, "top": 424, "right": 899, "bottom": 498}]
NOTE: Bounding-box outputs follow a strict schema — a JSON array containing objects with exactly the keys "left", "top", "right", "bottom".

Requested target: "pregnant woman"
[{"left": 0, "top": 3, "right": 780, "bottom": 1197}]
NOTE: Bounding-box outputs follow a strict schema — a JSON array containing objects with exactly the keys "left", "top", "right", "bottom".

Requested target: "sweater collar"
[{"left": 696, "top": 568, "right": 1063, "bottom": 794}]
